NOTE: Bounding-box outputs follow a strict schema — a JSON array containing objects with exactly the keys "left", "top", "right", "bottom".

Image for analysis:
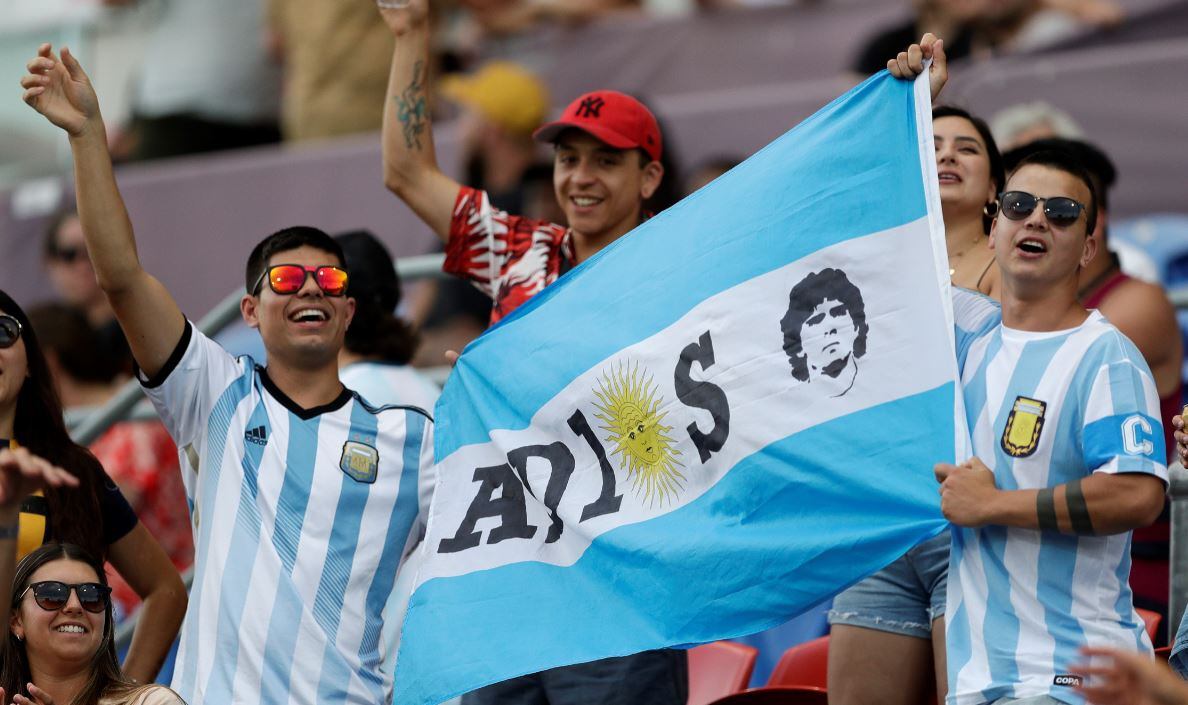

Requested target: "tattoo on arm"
[
  {"left": 397, "top": 60, "right": 429, "bottom": 150},
  {"left": 1066, "top": 478, "right": 1094, "bottom": 535},
  {"left": 1037, "top": 487, "right": 1058, "bottom": 532}
]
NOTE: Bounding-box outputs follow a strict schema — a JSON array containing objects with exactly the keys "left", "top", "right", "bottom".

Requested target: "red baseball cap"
[{"left": 533, "top": 90, "right": 663, "bottom": 162}]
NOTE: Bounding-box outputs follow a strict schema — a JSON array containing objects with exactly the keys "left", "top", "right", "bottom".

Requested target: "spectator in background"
[
  {"left": 1005, "top": 138, "right": 1183, "bottom": 644},
  {"left": 334, "top": 230, "right": 441, "bottom": 411},
  {"left": 27, "top": 304, "right": 194, "bottom": 621},
  {"left": 972, "top": 0, "right": 1123, "bottom": 54},
  {"left": 444, "top": 60, "right": 550, "bottom": 217},
  {"left": 852, "top": 0, "right": 978, "bottom": 76},
  {"left": 990, "top": 101, "right": 1084, "bottom": 153},
  {"left": 42, "top": 209, "right": 130, "bottom": 375},
  {"left": 266, "top": 0, "right": 395, "bottom": 141},
  {"left": 683, "top": 156, "right": 741, "bottom": 197},
  {"left": 0, "top": 290, "right": 186, "bottom": 683},
  {"left": 108, "top": 0, "right": 281, "bottom": 161}
]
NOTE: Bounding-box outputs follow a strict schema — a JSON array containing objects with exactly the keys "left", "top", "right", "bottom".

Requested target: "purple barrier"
[{"left": 1, "top": 128, "right": 460, "bottom": 314}]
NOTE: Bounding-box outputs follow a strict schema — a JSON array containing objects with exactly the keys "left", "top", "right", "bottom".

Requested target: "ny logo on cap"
[{"left": 575, "top": 96, "right": 605, "bottom": 119}]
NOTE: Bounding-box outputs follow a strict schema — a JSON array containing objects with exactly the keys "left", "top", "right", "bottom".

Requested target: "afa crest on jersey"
[
  {"left": 340, "top": 441, "right": 379, "bottom": 483},
  {"left": 1001, "top": 396, "right": 1047, "bottom": 457}
]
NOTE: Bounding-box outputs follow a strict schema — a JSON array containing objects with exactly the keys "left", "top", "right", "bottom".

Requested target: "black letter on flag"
[
  {"left": 675, "top": 331, "right": 730, "bottom": 463},
  {"left": 438, "top": 463, "right": 538, "bottom": 553},
  {"left": 568, "top": 409, "right": 624, "bottom": 521},
  {"left": 507, "top": 443, "right": 575, "bottom": 543}
]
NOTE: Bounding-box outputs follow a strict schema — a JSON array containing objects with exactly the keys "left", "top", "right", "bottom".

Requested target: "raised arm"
[
  {"left": 0, "top": 448, "right": 78, "bottom": 616},
  {"left": 378, "top": 0, "right": 464, "bottom": 243},
  {"left": 935, "top": 457, "right": 1165, "bottom": 535},
  {"left": 21, "top": 44, "right": 184, "bottom": 378},
  {"left": 887, "top": 33, "right": 949, "bottom": 103}
]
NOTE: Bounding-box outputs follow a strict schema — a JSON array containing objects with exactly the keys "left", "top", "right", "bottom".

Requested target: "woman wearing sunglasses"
[
  {"left": 0, "top": 290, "right": 186, "bottom": 686},
  {"left": 2, "top": 543, "right": 183, "bottom": 705}
]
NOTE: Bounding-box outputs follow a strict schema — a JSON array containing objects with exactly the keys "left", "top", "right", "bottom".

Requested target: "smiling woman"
[{"left": 1, "top": 543, "right": 185, "bottom": 705}]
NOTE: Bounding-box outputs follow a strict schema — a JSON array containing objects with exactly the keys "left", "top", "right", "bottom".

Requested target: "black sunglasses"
[
  {"left": 1000, "top": 190, "right": 1085, "bottom": 228},
  {"left": 19, "top": 581, "right": 111, "bottom": 613},
  {"left": 0, "top": 314, "right": 21, "bottom": 349}
]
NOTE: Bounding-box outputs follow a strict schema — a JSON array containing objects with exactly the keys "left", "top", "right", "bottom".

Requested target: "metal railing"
[{"left": 91, "top": 253, "right": 447, "bottom": 653}]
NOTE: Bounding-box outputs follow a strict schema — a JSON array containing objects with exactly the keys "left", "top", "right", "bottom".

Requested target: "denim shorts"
[{"left": 827, "top": 530, "right": 950, "bottom": 639}]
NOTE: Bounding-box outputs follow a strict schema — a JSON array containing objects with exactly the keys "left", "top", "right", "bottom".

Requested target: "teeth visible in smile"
[
  {"left": 56, "top": 625, "right": 85, "bottom": 633},
  {"left": 1019, "top": 239, "right": 1047, "bottom": 253},
  {"left": 572, "top": 197, "right": 600, "bottom": 207},
  {"left": 293, "top": 309, "right": 327, "bottom": 322}
]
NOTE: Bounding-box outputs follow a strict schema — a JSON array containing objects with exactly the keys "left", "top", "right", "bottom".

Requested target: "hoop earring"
[{"left": 983, "top": 200, "right": 1000, "bottom": 218}]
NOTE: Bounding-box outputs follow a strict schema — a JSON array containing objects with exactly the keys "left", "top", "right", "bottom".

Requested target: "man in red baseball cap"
[
  {"left": 378, "top": 1, "right": 665, "bottom": 327},
  {"left": 377, "top": 3, "right": 685, "bottom": 704}
]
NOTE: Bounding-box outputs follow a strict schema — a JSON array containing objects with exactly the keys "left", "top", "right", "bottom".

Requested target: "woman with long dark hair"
[
  {"left": 2, "top": 543, "right": 183, "bottom": 704},
  {"left": 0, "top": 290, "right": 185, "bottom": 684}
]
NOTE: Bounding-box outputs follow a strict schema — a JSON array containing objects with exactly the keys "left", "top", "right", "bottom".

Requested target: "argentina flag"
[{"left": 392, "top": 69, "right": 955, "bottom": 704}]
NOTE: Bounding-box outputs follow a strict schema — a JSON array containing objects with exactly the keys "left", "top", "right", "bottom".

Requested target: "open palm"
[{"left": 20, "top": 44, "right": 99, "bottom": 136}]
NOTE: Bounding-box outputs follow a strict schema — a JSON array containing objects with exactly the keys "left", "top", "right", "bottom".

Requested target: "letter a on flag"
[{"left": 390, "top": 69, "right": 958, "bottom": 704}]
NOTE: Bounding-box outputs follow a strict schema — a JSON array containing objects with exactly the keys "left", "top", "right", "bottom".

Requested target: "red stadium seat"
[
  {"left": 767, "top": 635, "right": 829, "bottom": 689},
  {"left": 687, "top": 641, "right": 759, "bottom": 705},
  {"left": 706, "top": 685, "right": 829, "bottom": 705},
  {"left": 1137, "top": 607, "right": 1162, "bottom": 643}
]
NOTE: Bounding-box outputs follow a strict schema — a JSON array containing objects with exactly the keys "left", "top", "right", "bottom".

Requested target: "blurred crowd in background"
[{"left": 2, "top": 0, "right": 1187, "bottom": 649}]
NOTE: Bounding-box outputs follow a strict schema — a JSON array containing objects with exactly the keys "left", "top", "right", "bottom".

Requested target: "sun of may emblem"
[{"left": 591, "top": 362, "right": 685, "bottom": 506}]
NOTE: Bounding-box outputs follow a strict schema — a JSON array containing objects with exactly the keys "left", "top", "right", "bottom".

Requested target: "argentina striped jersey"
[
  {"left": 141, "top": 322, "right": 435, "bottom": 705},
  {"left": 946, "top": 311, "right": 1167, "bottom": 705}
]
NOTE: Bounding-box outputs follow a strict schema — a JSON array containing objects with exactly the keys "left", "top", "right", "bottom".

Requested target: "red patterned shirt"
[
  {"left": 445, "top": 186, "right": 576, "bottom": 325},
  {"left": 91, "top": 420, "right": 194, "bottom": 616}
]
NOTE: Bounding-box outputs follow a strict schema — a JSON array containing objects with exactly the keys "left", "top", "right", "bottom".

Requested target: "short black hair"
[
  {"left": 933, "top": 105, "right": 1005, "bottom": 234},
  {"left": 780, "top": 268, "right": 868, "bottom": 382},
  {"left": 1007, "top": 150, "right": 1099, "bottom": 236},
  {"left": 1002, "top": 137, "right": 1116, "bottom": 211},
  {"left": 245, "top": 226, "right": 346, "bottom": 294}
]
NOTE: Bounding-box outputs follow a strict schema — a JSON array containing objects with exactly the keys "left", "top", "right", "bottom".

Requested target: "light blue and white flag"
[{"left": 392, "top": 69, "right": 954, "bottom": 704}]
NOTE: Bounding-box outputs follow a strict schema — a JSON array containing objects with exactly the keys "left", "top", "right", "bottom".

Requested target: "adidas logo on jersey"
[{"left": 244, "top": 425, "right": 269, "bottom": 446}]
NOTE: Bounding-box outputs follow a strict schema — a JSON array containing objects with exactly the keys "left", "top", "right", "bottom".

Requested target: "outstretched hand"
[
  {"left": 0, "top": 447, "right": 79, "bottom": 510},
  {"left": 1073, "top": 646, "right": 1188, "bottom": 705},
  {"left": 376, "top": 0, "right": 429, "bottom": 34},
  {"left": 887, "top": 33, "right": 948, "bottom": 103},
  {"left": 20, "top": 44, "right": 100, "bottom": 137}
]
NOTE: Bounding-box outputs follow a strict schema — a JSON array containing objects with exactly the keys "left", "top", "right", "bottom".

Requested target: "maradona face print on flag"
[{"left": 390, "top": 68, "right": 956, "bottom": 705}]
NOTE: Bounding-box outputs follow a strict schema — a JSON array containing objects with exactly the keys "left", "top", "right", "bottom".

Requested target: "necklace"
[{"left": 947, "top": 235, "right": 984, "bottom": 278}]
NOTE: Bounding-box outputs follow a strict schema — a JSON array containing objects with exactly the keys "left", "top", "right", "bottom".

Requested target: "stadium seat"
[
  {"left": 1137, "top": 607, "right": 1163, "bottom": 643},
  {"left": 688, "top": 641, "right": 760, "bottom": 705},
  {"left": 766, "top": 635, "right": 829, "bottom": 689},
  {"left": 706, "top": 685, "right": 829, "bottom": 705}
]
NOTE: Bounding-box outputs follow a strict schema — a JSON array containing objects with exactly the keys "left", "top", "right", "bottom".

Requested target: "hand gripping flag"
[{"left": 391, "top": 69, "right": 955, "bottom": 704}]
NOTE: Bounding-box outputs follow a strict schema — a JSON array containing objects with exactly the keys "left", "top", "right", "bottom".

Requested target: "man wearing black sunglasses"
[
  {"left": 21, "top": 44, "right": 436, "bottom": 705},
  {"left": 934, "top": 150, "right": 1167, "bottom": 705}
]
